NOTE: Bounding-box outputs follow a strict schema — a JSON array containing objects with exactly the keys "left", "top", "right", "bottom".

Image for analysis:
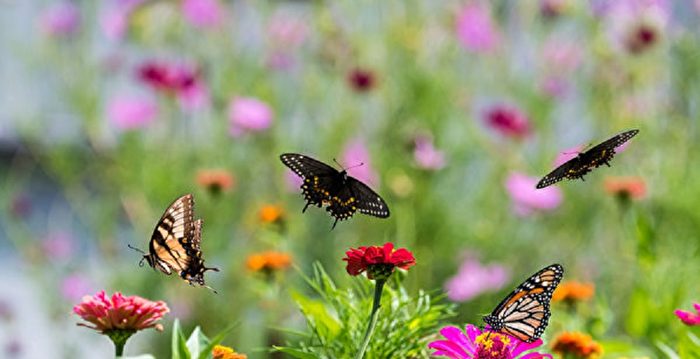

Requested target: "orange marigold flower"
[
  {"left": 553, "top": 281, "right": 594, "bottom": 303},
  {"left": 196, "top": 169, "right": 235, "bottom": 194},
  {"left": 246, "top": 251, "right": 292, "bottom": 272},
  {"left": 603, "top": 176, "right": 646, "bottom": 201},
  {"left": 212, "top": 344, "right": 247, "bottom": 359},
  {"left": 551, "top": 331, "right": 603, "bottom": 359},
  {"left": 259, "top": 204, "right": 284, "bottom": 223}
]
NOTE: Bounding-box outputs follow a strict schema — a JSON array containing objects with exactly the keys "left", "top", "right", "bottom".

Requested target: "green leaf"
[
  {"left": 171, "top": 319, "right": 191, "bottom": 359},
  {"left": 272, "top": 346, "right": 320, "bottom": 359},
  {"left": 121, "top": 356, "right": 156, "bottom": 359},
  {"left": 290, "top": 289, "right": 341, "bottom": 339},
  {"left": 186, "top": 327, "right": 210, "bottom": 358},
  {"left": 197, "top": 323, "right": 239, "bottom": 359}
]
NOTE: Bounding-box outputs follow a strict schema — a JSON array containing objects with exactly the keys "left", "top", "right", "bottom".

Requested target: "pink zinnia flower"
[
  {"left": 414, "top": 135, "right": 446, "bottom": 170},
  {"left": 107, "top": 95, "right": 158, "bottom": 130},
  {"left": 40, "top": 2, "right": 81, "bottom": 37},
  {"left": 341, "top": 139, "right": 379, "bottom": 186},
  {"left": 445, "top": 257, "right": 509, "bottom": 302},
  {"left": 675, "top": 303, "right": 700, "bottom": 326},
  {"left": 228, "top": 97, "right": 274, "bottom": 136},
  {"left": 483, "top": 104, "right": 531, "bottom": 139},
  {"left": 100, "top": 0, "right": 145, "bottom": 41},
  {"left": 429, "top": 324, "right": 552, "bottom": 359},
  {"left": 455, "top": 3, "right": 500, "bottom": 53},
  {"left": 181, "top": 0, "right": 223, "bottom": 29},
  {"left": 506, "top": 172, "right": 562, "bottom": 216}
]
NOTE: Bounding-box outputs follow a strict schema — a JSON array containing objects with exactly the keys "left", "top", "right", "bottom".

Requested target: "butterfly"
[
  {"left": 536, "top": 129, "right": 639, "bottom": 189},
  {"left": 128, "top": 194, "right": 219, "bottom": 292},
  {"left": 483, "top": 264, "right": 564, "bottom": 343},
  {"left": 280, "top": 153, "right": 390, "bottom": 229}
]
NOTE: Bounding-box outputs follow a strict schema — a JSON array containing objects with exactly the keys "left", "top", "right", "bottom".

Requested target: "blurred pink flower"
[
  {"left": 414, "top": 136, "right": 446, "bottom": 170},
  {"left": 542, "top": 39, "right": 582, "bottom": 74},
  {"left": 429, "top": 324, "right": 552, "bottom": 359},
  {"left": 181, "top": 0, "right": 223, "bottom": 28},
  {"left": 285, "top": 169, "right": 304, "bottom": 192},
  {"left": 444, "top": 257, "right": 509, "bottom": 302},
  {"left": 540, "top": 0, "right": 569, "bottom": 18},
  {"left": 107, "top": 95, "right": 158, "bottom": 130},
  {"left": 266, "top": 12, "right": 308, "bottom": 70},
  {"left": 41, "top": 231, "right": 74, "bottom": 261},
  {"left": 73, "top": 291, "right": 169, "bottom": 332},
  {"left": 61, "top": 274, "right": 94, "bottom": 302},
  {"left": 483, "top": 104, "right": 531, "bottom": 139},
  {"left": 137, "top": 61, "right": 209, "bottom": 110},
  {"left": 0, "top": 299, "right": 13, "bottom": 322},
  {"left": 675, "top": 303, "right": 700, "bottom": 326},
  {"left": 506, "top": 172, "right": 562, "bottom": 216},
  {"left": 40, "top": 2, "right": 81, "bottom": 37},
  {"left": 341, "top": 139, "right": 379, "bottom": 186},
  {"left": 228, "top": 97, "right": 273, "bottom": 136},
  {"left": 347, "top": 68, "right": 378, "bottom": 93},
  {"left": 605, "top": 0, "right": 668, "bottom": 55},
  {"left": 554, "top": 145, "right": 584, "bottom": 167},
  {"left": 455, "top": 2, "right": 500, "bottom": 53},
  {"left": 100, "top": 0, "right": 145, "bottom": 41}
]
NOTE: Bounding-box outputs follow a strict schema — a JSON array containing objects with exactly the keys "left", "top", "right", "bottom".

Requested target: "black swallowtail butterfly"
[
  {"left": 129, "top": 194, "right": 219, "bottom": 292},
  {"left": 536, "top": 129, "right": 639, "bottom": 189},
  {"left": 483, "top": 264, "right": 564, "bottom": 343},
  {"left": 280, "top": 153, "right": 390, "bottom": 229}
]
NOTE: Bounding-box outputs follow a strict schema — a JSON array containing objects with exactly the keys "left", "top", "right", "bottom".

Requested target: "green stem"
[
  {"left": 106, "top": 329, "right": 135, "bottom": 358},
  {"left": 354, "top": 279, "right": 386, "bottom": 359}
]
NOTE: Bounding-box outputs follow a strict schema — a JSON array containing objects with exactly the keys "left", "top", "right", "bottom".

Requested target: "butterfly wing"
[
  {"left": 536, "top": 158, "right": 586, "bottom": 189},
  {"left": 346, "top": 177, "right": 390, "bottom": 218},
  {"left": 280, "top": 153, "right": 340, "bottom": 209},
  {"left": 182, "top": 219, "right": 219, "bottom": 286},
  {"left": 484, "top": 264, "right": 564, "bottom": 343},
  {"left": 579, "top": 129, "right": 639, "bottom": 168}
]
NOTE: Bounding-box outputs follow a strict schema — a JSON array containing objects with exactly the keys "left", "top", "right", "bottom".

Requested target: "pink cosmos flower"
[
  {"left": 483, "top": 104, "right": 531, "bottom": 139},
  {"left": 445, "top": 257, "right": 509, "bottom": 302},
  {"left": 181, "top": 0, "right": 223, "bottom": 29},
  {"left": 675, "top": 303, "right": 700, "bottom": 326},
  {"left": 341, "top": 139, "right": 379, "bottom": 186},
  {"left": 429, "top": 324, "right": 552, "bottom": 359},
  {"left": 284, "top": 169, "right": 304, "bottom": 192},
  {"left": 100, "top": 0, "right": 145, "bottom": 41},
  {"left": 506, "top": 172, "right": 562, "bottom": 216},
  {"left": 107, "top": 95, "right": 158, "bottom": 130},
  {"left": 40, "top": 2, "right": 81, "bottom": 37},
  {"left": 455, "top": 3, "right": 500, "bottom": 53},
  {"left": 414, "top": 135, "right": 446, "bottom": 170},
  {"left": 60, "top": 274, "right": 94, "bottom": 302},
  {"left": 228, "top": 97, "right": 273, "bottom": 136},
  {"left": 136, "top": 61, "right": 209, "bottom": 111},
  {"left": 554, "top": 145, "right": 584, "bottom": 167}
]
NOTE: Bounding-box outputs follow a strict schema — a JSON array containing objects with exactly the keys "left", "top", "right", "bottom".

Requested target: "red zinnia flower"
[{"left": 343, "top": 242, "right": 415, "bottom": 280}]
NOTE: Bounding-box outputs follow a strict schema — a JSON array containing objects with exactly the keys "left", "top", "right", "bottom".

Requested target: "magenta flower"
[
  {"left": 455, "top": 3, "right": 500, "bottom": 53},
  {"left": 429, "top": 325, "right": 552, "bottom": 359},
  {"left": 60, "top": 274, "right": 94, "bottom": 302},
  {"left": 100, "top": 0, "right": 145, "bottom": 41},
  {"left": 604, "top": 0, "right": 668, "bottom": 55},
  {"left": 136, "top": 61, "right": 209, "bottom": 110},
  {"left": 414, "top": 135, "right": 446, "bottom": 170},
  {"left": 40, "top": 2, "right": 80, "bottom": 37},
  {"left": 445, "top": 257, "right": 509, "bottom": 302},
  {"left": 228, "top": 97, "right": 274, "bottom": 137},
  {"left": 181, "top": 0, "right": 223, "bottom": 29},
  {"left": 483, "top": 104, "right": 531, "bottom": 139},
  {"left": 675, "top": 303, "right": 700, "bottom": 326},
  {"left": 107, "top": 95, "right": 158, "bottom": 130},
  {"left": 506, "top": 172, "right": 562, "bottom": 216},
  {"left": 341, "top": 139, "right": 379, "bottom": 186}
]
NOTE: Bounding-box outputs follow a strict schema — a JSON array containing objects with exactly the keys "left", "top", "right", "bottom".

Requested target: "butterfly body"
[
  {"left": 536, "top": 129, "right": 639, "bottom": 189},
  {"left": 483, "top": 264, "right": 564, "bottom": 343},
  {"left": 280, "top": 153, "right": 390, "bottom": 229}
]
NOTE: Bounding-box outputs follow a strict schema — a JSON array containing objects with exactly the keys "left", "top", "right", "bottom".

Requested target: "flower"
[
  {"left": 413, "top": 135, "right": 446, "bottom": 170},
  {"left": 60, "top": 274, "right": 94, "bottom": 302},
  {"left": 603, "top": 176, "right": 647, "bottom": 201},
  {"left": 266, "top": 11, "right": 307, "bottom": 70},
  {"left": 605, "top": 0, "right": 667, "bottom": 55},
  {"left": 552, "top": 281, "right": 595, "bottom": 303},
  {"left": 505, "top": 172, "right": 562, "bottom": 216},
  {"left": 347, "top": 68, "right": 377, "bottom": 92},
  {"left": 73, "top": 291, "right": 169, "bottom": 332},
  {"left": 228, "top": 97, "right": 274, "bottom": 137},
  {"left": 107, "top": 95, "right": 158, "bottom": 130},
  {"left": 284, "top": 169, "right": 304, "bottom": 192},
  {"left": 41, "top": 231, "right": 74, "bottom": 261},
  {"left": 212, "top": 345, "right": 247, "bottom": 359},
  {"left": 483, "top": 104, "right": 531, "bottom": 139},
  {"left": 9, "top": 194, "right": 32, "bottom": 219},
  {"left": 258, "top": 205, "right": 284, "bottom": 224},
  {"left": 341, "top": 139, "right": 379, "bottom": 186},
  {"left": 100, "top": 0, "right": 145, "bottom": 41},
  {"left": 554, "top": 146, "right": 584, "bottom": 167},
  {"left": 444, "top": 257, "right": 509, "bottom": 302},
  {"left": 675, "top": 303, "right": 700, "bottom": 326},
  {"left": 196, "top": 169, "right": 235, "bottom": 195},
  {"left": 539, "top": 0, "right": 569, "bottom": 18},
  {"left": 181, "top": 0, "right": 223, "bottom": 28},
  {"left": 136, "top": 61, "right": 209, "bottom": 110},
  {"left": 343, "top": 242, "right": 415, "bottom": 280},
  {"left": 429, "top": 324, "right": 552, "bottom": 359},
  {"left": 455, "top": 3, "right": 500, "bottom": 53},
  {"left": 551, "top": 332, "right": 603, "bottom": 358},
  {"left": 246, "top": 251, "right": 292, "bottom": 272},
  {"left": 40, "top": 2, "right": 80, "bottom": 37}
]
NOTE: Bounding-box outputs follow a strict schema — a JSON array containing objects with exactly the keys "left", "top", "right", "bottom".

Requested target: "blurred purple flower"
[
  {"left": 444, "top": 257, "right": 509, "bottom": 302},
  {"left": 228, "top": 97, "right": 273, "bottom": 137},
  {"left": 285, "top": 169, "right": 304, "bottom": 192},
  {"left": 4, "top": 340, "right": 21, "bottom": 358},
  {"left": 107, "top": 95, "right": 158, "bottom": 130},
  {"left": 604, "top": 0, "right": 668, "bottom": 55},
  {"left": 414, "top": 135, "right": 446, "bottom": 170},
  {"left": 675, "top": 303, "right": 700, "bottom": 326},
  {"left": 506, "top": 172, "right": 562, "bottom": 216},
  {"left": 0, "top": 299, "right": 12, "bottom": 322},
  {"left": 483, "top": 104, "right": 531, "bottom": 139},
  {"left": 554, "top": 145, "right": 584, "bottom": 167},
  {"left": 61, "top": 274, "right": 94, "bottom": 302},
  {"left": 341, "top": 139, "right": 379, "bottom": 186},
  {"left": 100, "top": 0, "right": 145, "bottom": 41},
  {"left": 181, "top": 0, "right": 223, "bottom": 29},
  {"left": 40, "top": 2, "right": 80, "bottom": 37},
  {"left": 42, "top": 231, "right": 74, "bottom": 261},
  {"left": 455, "top": 2, "right": 500, "bottom": 53}
]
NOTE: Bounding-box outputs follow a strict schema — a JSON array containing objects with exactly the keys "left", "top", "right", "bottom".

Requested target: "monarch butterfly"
[
  {"left": 536, "top": 129, "right": 639, "bottom": 189},
  {"left": 280, "top": 153, "right": 390, "bottom": 229},
  {"left": 129, "top": 194, "right": 219, "bottom": 292},
  {"left": 483, "top": 264, "right": 564, "bottom": 343}
]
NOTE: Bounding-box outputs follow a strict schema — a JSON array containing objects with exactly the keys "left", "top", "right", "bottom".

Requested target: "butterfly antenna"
[
  {"left": 204, "top": 285, "right": 218, "bottom": 294},
  {"left": 127, "top": 244, "right": 146, "bottom": 255}
]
